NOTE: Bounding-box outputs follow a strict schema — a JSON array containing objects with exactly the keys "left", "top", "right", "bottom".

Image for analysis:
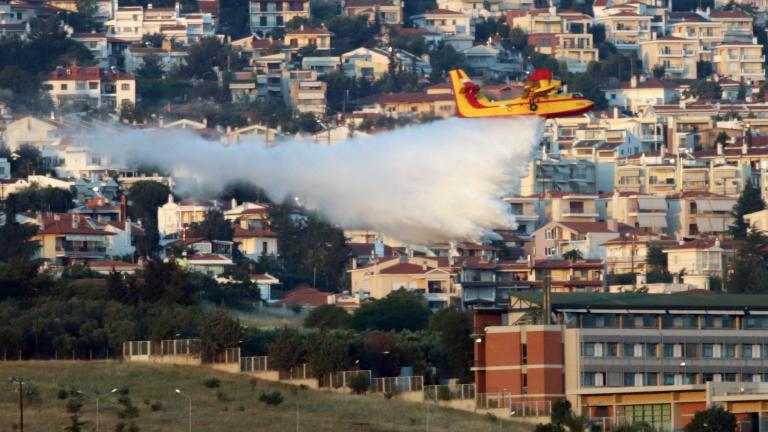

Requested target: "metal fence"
[
  {"left": 212, "top": 348, "right": 241, "bottom": 364},
  {"left": 371, "top": 376, "right": 424, "bottom": 394},
  {"left": 280, "top": 363, "right": 313, "bottom": 380},
  {"left": 475, "top": 393, "right": 552, "bottom": 417},
  {"left": 122, "top": 339, "right": 201, "bottom": 357},
  {"left": 240, "top": 356, "right": 269, "bottom": 372},
  {"left": 325, "top": 370, "right": 372, "bottom": 389},
  {"left": 424, "top": 384, "right": 475, "bottom": 401}
]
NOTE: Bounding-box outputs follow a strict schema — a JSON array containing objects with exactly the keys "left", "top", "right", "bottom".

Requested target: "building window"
[
  {"left": 624, "top": 373, "right": 637, "bottom": 386},
  {"left": 645, "top": 373, "right": 658, "bottom": 386},
  {"left": 703, "top": 343, "right": 714, "bottom": 358},
  {"left": 622, "top": 343, "right": 636, "bottom": 358},
  {"left": 584, "top": 342, "right": 596, "bottom": 357},
  {"left": 89, "top": 82, "right": 98, "bottom": 90},
  {"left": 582, "top": 314, "right": 616, "bottom": 328},
  {"left": 276, "top": 15, "right": 283, "bottom": 25},
  {"left": 259, "top": 16, "right": 267, "bottom": 26},
  {"left": 582, "top": 372, "right": 595, "bottom": 387},
  {"left": 621, "top": 404, "right": 671, "bottom": 430},
  {"left": 723, "top": 344, "right": 736, "bottom": 358},
  {"left": 61, "top": 83, "right": 68, "bottom": 90},
  {"left": 544, "top": 247, "right": 557, "bottom": 256},
  {"left": 663, "top": 373, "right": 675, "bottom": 385},
  {"left": 121, "top": 83, "right": 131, "bottom": 91},
  {"left": 605, "top": 342, "right": 617, "bottom": 357}
]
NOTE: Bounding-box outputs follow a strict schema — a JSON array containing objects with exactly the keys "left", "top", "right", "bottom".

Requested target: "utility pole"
[
  {"left": 10, "top": 378, "right": 26, "bottom": 432},
  {"left": 543, "top": 274, "right": 552, "bottom": 325}
]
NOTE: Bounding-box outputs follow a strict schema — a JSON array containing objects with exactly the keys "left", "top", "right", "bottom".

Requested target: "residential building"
[
  {"left": 70, "top": 32, "right": 111, "bottom": 68},
  {"left": 43, "top": 65, "right": 136, "bottom": 112},
  {"left": 249, "top": 0, "right": 309, "bottom": 34},
  {"left": 250, "top": 273, "right": 281, "bottom": 302},
  {"left": 597, "top": 11, "right": 653, "bottom": 52},
  {"left": 664, "top": 238, "right": 739, "bottom": 288},
  {"left": 180, "top": 253, "right": 234, "bottom": 276},
  {"left": 713, "top": 40, "right": 766, "bottom": 82},
  {"left": 123, "top": 45, "right": 188, "bottom": 74},
  {"left": 341, "top": 47, "right": 430, "bottom": 80},
  {"left": 302, "top": 56, "right": 341, "bottom": 74},
  {"left": 284, "top": 26, "right": 331, "bottom": 51},
  {"left": 666, "top": 191, "right": 736, "bottom": 238},
  {"left": 29, "top": 213, "right": 114, "bottom": 265},
  {"left": 106, "top": 3, "right": 216, "bottom": 44},
  {"left": 546, "top": 193, "right": 600, "bottom": 223},
  {"left": 507, "top": 8, "right": 598, "bottom": 72},
  {"left": 157, "top": 195, "right": 222, "bottom": 237},
  {"left": 286, "top": 73, "right": 327, "bottom": 114},
  {"left": 744, "top": 208, "right": 768, "bottom": 233},
  {"left": 520, "top": 158, "right": 598, "bottom": 195},
  {"left": 343, "top": 0, "right": 402, "bottom": 25},
  {"left": 471, "top": 292, "right": 768, "bottom": 431},
  {"left": 410, "top": 9, "right": 472, "bottom": 36},
  {"left": 603, "top": 232, "right": 676, "bottom": 274},
  {"left": 348, "top": 256, "right": 457, "bottom": 308},
  {"left": 604, "top": 191, "right": 668, "bottom": 232},
  {"left": 603, "top": 77, "right": 680, "bottom": 114},
  {"left": 533, "top": 220, "right": 624, "bottom": 259},
  {"left": 353, "top": 91, "right": 455, "bottom": 118},
  {"left": 503, "top": 195, "right": 542, "bottom": 238},
  {"left": 253, "top": 52, "right": 289, "bottom": 97},
  {"left": 233, "top": 223, "right": 278, "bottom": 260},
  {"left": 640, "top": 35, "right": 698, "bottom": 79},
  {"left": 0, "top": 158, "right": 9, "bottom": 180}
]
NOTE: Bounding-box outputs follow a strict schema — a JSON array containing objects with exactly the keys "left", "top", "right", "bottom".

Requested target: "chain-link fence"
[{"left": 371, "top": 376, "right": 424, "bottom": 394}]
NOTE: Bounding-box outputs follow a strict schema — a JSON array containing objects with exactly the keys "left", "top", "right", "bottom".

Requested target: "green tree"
[
  {"left": 137, "top": 54, "right": 164, "bottom": 79},
  {"left": 429, "top": 43, "right": 466, "bottom": 82},
  {"left": 326, "top": 16, "right": 378, "bottom": 55},
  {"left": 562, "top": 249, "right": 583, "bottom": 262},
  {"left": 200, "top": 310, "right": 244, "bottom": 362},
  {"left": 10, "top": 144, "right": 52, "bottom": 178},
  {"left": 63, "top": 394, "right": 86, "bottom": 432},
  {"left": 188, "top": 210, "right": 234, "bottom": 241},
  {"left": 267, "top": 327, "right": 307, "bottom": 373},
  {"left": 180, "top": 37, "right": 229, "bottom": 80},
  {"left": 141, "top": 33, "right": 165, "bottom": 48},
  {"left": 429, "top": 307, "right": 472, "bottom": 381},
  {"left": 645, "top": 243, "right": 667, "bottom": 271},
  {"left": 508, "top": 27, "right": 528, "bottom": 51},
  {"left": 684, "top": 406, "right": 736, "bottom": 432},
  {"left": 716, "top": 131, "right": 730, "bottom": 145},
  {"left": 727, "top": 231, "right": 768, "bottom": 293},
  {"left": 730, "top": 181, "right": 766, "bottom": 239},
  {"left": 304, "top": 304, "right": 350, "bottom": 329},
  {"left": 127, "top": 180, "right": 172, "bottom": 254},
  {"left": 352, "top": 289, "right": 430, "bottom": 331},
  {"left": 0, "top": 221, "right": 39, "bottom": 262},
  {"left": 652, "top": 64, "right": 665, "bottom": 79},
  {"left": 5, "top": 185, "right": 74, "bottom": 214},
  {"left": 219, "top": 180, "right": 270, "bottom": 204},
  {"left": 685, "top": 79, "right": 722, "bottom": 100},
  {"left": 308, "top": 330, "right": 350, "bottom": 384}
]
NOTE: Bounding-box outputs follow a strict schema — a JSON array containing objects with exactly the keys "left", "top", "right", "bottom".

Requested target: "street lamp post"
[
  {"left": 10, "top": 377, "right": 26, "bottom": 432},
  {"left": 96, "top": 388, "right": 118, "bottom": 432},
  {"left": 175, "top": 389, "right": 192, "bottom": 432}
]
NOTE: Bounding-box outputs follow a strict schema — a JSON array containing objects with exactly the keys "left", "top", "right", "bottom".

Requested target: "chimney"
[
  {"left": 231, "top": 197, "right": 237, "bottom": 208},
  {"left": 742, "top": 142, "right": 748, "bottom": 154},
  {"left": 613, "top": 106, "right": 619, "bottom": 119},
  {"left": 717, "top": 142, "right": 723, "bottom": 155},
  {"left": 630, "top": 75, "right": 638, "bottom": 88}
]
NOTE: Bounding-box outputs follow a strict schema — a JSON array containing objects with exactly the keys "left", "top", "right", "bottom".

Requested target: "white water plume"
[{"left": 84, "top": 117, "right": 542, "bottom": 244}]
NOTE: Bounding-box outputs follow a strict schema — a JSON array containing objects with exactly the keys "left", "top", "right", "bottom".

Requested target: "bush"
[
  {"left": 258, "top": 391, "right": 284, "bottom": 406},
  {"left": 57, "top": 389, "right": 69, "bottom": 400},
  {"left": 348, "top": 373, "right": 369, "bottom": 395},
  {"left": 203, "top": 378, "right": 221, "bottom": 388},
  {"left": 150, "top": 401, "right": 163, "bottom": 411},
  {"left": 216, "top": 390, "right": 230, "bottom": 402},
  {"left": 437, "top": 386, "right": 451, "bottom": 401},
  {"left": 383, "top": 392, "right": 394, "bottom": 400}
]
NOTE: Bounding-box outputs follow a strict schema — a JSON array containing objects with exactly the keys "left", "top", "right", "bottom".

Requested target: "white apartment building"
[
  {"left": 106, "top": 2, "right": 215, "bottom": 44},
  {"left": 249, "top": 0, "right": 309, "bottom": 34},
  {"left": 410, "top": 8, "right": 472, "bottom": 36}
]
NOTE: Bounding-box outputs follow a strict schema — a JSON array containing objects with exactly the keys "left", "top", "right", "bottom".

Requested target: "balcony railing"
[{"left": 55, "top": 246, "right": 107, "bottom": 256}]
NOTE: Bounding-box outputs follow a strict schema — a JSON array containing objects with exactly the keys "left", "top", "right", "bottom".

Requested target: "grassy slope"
[{"left": 0, "top": 361, "right": 528, "bottom": 432}]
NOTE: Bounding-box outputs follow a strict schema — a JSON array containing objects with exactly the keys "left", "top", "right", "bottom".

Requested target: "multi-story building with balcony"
[
  {"left": 284, "top": 26, "right": 331, "bottom": 51},
  {"left": 604, "top": 191, "right": 668, "bottom": 233},
  {"left": 640, "top": 35, "right": 698, "bottom": 79},
  {"left": 503, "top": 195, "right": 542, "bottom": 239},
  {"left": 533, "top": 219, "right": 624, "bottom": 259},
  {"left": 249, "top": 0, "right": 309, "bottom": 34},
  {"left": 597, "top": 11, "right": 654, "bottom": 53},
  {"left": 410, "top": 8, "right": 472, "bottom": 36},
  {"left": 602, "top": 232, "right": 676, "bottom": 274},
  {"left": 471, "top": 291, "right": 768, "bottom": 431},
  {"left": 713, "top": 40, "right": 766, "bottom": 82},
  {"left": 286, "top": 72, "right": 327, "bottom": 114},
  {"left": 106, "top": 2, "right": 215, "bottom": 44},
  {"left": 664, "top": 238, "right": 739, "bottom": 288},
  {"left": 507, "top": 7, "right": 597, "bottom": 72},
  {"left": 666, "top": 191, "right": 736, "bottom": 238},
  {"left": 343, "top": 0, "right": 402, "bottom": 25},
  {"left": 42, "top": 65, "right": 135, "bottom": 112},
  {"left": 603, "top": 76, "right": 680, "bottom": 114},
  {"left": 520, "top": 158, "right": 598, "bottom": 196},
  {"left": 30, "top": 213, "right": 113, "bottom": 265}
]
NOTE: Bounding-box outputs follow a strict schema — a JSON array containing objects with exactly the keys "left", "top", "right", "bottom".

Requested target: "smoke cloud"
[{"left": 83, "top": 117, "right": 542, "bottom": 244}]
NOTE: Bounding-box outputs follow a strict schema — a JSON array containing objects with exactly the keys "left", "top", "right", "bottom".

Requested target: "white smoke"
[{"left": 83, "top": 117, "right": 542, "bottom": 244}]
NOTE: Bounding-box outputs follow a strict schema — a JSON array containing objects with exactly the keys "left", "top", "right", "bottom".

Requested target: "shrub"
[
  {"left": 57, "top": 389, "right": 69, "bottom": 400},
  {"left": 149, "top": 401, "right": 163, "bottom": 411},
  {"left": 203, "top": 378, "right": 221, "bottom": 388},
  {"left": 216, "top": 390, "right": 230, "bottom": 402},
  {"left": 258, "top": 391, "right": 284, "bottom": 406},
  {"left": 347, "top": 373, "right": 369, "bottom": 395},
  {"left": 383, "top": 392, "right": 394, "bottom": 400},
  {"left": 437, "top": 386, "right": 451, "bottom": 401}
]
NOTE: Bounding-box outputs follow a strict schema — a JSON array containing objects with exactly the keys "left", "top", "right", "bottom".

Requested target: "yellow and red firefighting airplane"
[{"left": 448, "top": 68, "right": 594, "bottom": 119}]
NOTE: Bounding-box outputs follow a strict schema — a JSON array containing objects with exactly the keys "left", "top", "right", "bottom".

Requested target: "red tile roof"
[
  {"left": 280, "top": 287, "right": 331, "bottom": 307},
  {"left": 664, "top": 238, "right": 742, "bottom": 250},
  {"left": 377, "top": 262, "right": 435, "bottom": 274},
  {"left": 556, "top": 221, "right": 626, "bottom": 234},
  {"left": 286, "top": 27, "right": 330, "bottom": 35},
  {"left": 709, "top": 9, "right": 751, "bottom": 18},
  {"left": 421, "top": 8, "right": 465, "bottom": 15}
]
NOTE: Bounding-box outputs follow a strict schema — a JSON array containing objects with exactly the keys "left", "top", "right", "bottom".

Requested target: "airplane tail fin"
[{"left": 448, "top": 69, "right": 477, "bottom": 118}]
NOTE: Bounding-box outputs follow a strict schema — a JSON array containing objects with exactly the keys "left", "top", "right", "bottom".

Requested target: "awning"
[
  {"left": 65, "top": 234, "right": 103, "bottom": 241},
  {"left": 697, "top": 199, "right": 736, "bottom": 212},
  {"left": 685, "top": 171, "right": 707, "bottom": 181},
  {"left": 637, "top": 197, "right": 667, "bottom": 211},
  {"left": 705, "top": 310, "right": 745, "bottom": 315},
  {"left": 668, "top": 310, "right": 708, "bottom": 314},
  {"left": 697, "top": 216, "right": 732, "bottom": 232},
  {"left": 627, "top": 309, "right": 667, "bottom": 314},
  {"left": 619, "top": 168, "right": 640, "bottom": 177},
  {"left": 637, "top": 213, "right": 668, "bottom": 228}
]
